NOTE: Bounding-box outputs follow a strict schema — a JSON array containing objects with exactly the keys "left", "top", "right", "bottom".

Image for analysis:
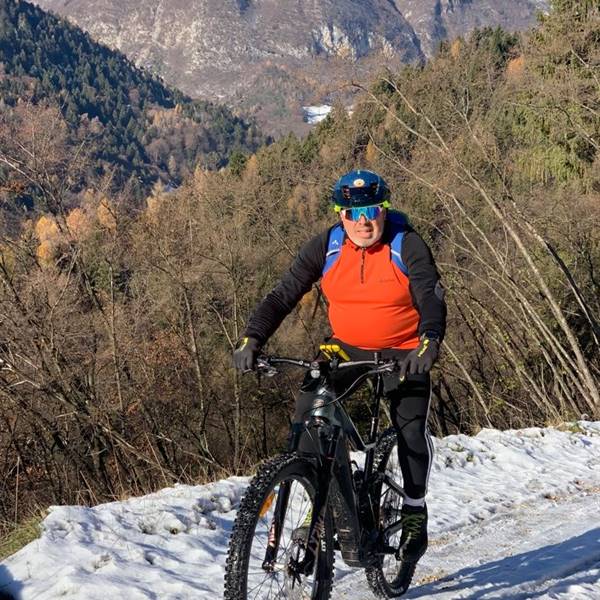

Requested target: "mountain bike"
[{"left": 224, "top": 349, "right": 416, "bottom": 599}]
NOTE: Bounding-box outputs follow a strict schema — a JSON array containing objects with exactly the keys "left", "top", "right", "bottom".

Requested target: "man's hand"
[
  {"left": 399, "top": 335, "right": 440, "bottom": 380},
  {"left": 233, "top": 337, "right": 261, "bottom": 372}
]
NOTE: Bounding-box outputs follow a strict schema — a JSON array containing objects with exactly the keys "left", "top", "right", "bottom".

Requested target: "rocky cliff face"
[
  {"left": 35, "top": 0, "right": 548, "bottom": 135},
  {"left": 392, "top": 0, "right": 548, "bottom": 56}
]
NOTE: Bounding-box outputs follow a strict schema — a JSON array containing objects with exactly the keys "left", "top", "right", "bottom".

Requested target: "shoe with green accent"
[{"left": 396, "top": 503, "right": 427, "bottom": 563}]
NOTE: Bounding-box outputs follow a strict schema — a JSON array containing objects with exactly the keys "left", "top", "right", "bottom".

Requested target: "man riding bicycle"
[{"left": 234, "top": 169, "right": 446, "bottom": 573}]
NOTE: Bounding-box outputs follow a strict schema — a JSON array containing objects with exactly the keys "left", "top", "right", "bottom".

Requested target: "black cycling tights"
[
  {"left": 387, "top": 373, "right": 432, "bottom": 501},
  {"left": 292, "top": 342, "right": 433, "bottom": 502}
]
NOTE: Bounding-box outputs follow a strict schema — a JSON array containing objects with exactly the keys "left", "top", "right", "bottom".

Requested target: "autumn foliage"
[{"left": 0, "top": 3, "right": 598, "bottom": 533}]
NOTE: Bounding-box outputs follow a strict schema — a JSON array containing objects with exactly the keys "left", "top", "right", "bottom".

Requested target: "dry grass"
[{"left": 0, "top": 515, "right": 44, "bottom": 561}]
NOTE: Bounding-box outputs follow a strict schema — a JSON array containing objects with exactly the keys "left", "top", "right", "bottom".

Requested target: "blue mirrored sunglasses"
[{"left": 341, "top": 205, "right": 384, "bottom": 221}]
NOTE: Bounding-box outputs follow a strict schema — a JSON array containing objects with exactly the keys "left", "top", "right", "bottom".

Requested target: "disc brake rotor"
[{"left": 282, "top": 541, "right": 314, "bottom": 600}]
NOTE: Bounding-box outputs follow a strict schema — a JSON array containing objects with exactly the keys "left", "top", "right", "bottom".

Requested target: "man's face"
[{"left": 340, "top": 206, "right": 386, "bottom": 248}]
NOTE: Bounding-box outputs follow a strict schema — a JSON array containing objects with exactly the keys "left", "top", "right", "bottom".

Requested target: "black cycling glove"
[
  {"left": 233, "top": 336, "right": 261, "bottom": 372},
  {"left": 399, "top": 334, "right": 440, "bottom": 380}
]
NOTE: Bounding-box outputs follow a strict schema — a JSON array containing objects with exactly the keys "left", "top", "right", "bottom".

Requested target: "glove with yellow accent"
[
  {"left": 233, "top": 336, "right": 261, "bottom": 372},
  {"left": 399, "top": 333, "right": 440, "bottom": 381}
]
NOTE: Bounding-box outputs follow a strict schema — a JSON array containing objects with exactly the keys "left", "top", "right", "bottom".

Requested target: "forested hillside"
[
  {"left": 0, "top": 0, "right": 598, "bottom": 539},
  {"left": 0, "top": 0, "right": 264, "bottom": 199}
]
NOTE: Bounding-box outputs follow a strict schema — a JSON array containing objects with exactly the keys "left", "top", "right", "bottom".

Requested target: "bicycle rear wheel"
[
  {"left": 224, "top": 453, "right": 334, "bottom": 600},
  {"left": 365, "top": 428, "right": 410, "bottom": 598}
]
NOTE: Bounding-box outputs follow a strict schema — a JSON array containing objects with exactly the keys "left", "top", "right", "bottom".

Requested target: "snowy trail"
[
  {"left": 334, "top": 491, "right": 600, "bottom": 598},
  {"left": 1, "top": 422, "right": 599, "bottom": 599}
]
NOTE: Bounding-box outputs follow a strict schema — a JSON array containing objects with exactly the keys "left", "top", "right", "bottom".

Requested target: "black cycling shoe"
[{"left": 396, "top": 503, "right": 428, "bottom": 563}]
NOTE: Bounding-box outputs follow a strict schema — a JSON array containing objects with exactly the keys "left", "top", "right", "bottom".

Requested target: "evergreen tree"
[{"left": 0, "top": 0, "right": 266, "bottom": 195}]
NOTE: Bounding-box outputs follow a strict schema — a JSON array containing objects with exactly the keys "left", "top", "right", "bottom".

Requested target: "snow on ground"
[
  {"left": 302, "top": 105, "right": 332, "bottom": 124},
  {"left": 1, "top": 422, "right": 599, "bottom": 599}
]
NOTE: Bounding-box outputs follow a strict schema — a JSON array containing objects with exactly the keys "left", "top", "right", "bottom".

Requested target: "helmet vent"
[{"left": 332, "top": 169, "right": 390, "bottom": 208}]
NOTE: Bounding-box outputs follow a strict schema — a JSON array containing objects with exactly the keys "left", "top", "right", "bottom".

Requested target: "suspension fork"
[
  {"left": 291, "top": 422, "right": 341, "bottom": 577},
  {"left": 262, "top": 480, "right": 292, "bottom": 570},
  {"left": 261, "top": 423, "right": 305, "bottom": 570}
]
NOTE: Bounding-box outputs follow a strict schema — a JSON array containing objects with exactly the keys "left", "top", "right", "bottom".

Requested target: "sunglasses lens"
[
  {"left": 343, "top": 205, "right": 382, "bottom": 221},
  {"left": 364, "top": 206, "right": 381, "bottom": 220}
]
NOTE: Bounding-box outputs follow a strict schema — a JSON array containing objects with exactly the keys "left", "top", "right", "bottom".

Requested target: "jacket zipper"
[{"left": 360, "top": 248, "right": 366, "bottom": 284}]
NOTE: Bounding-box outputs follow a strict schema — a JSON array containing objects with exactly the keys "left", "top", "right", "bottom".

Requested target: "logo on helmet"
[{"left": 353, "top": 178, "right": 365, "bottom": 187}]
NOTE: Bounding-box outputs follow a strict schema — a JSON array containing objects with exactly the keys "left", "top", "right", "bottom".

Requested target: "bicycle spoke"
[{"left": 244, "top": 475, "right": 321, "bottom": 599}]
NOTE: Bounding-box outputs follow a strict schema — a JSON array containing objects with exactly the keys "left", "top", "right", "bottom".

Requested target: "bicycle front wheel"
[{"left": 224, "top": 453, "right": 334, "bottom": 600}]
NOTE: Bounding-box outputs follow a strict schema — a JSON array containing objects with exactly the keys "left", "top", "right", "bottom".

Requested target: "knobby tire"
[
  {"left": 224, "top": 452, "right": 334, "bottom": 600},
  {"left": 365, "top": 428, "right": 411, "bottom": 598}
]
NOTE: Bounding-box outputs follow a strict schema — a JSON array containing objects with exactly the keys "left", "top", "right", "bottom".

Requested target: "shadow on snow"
[
  {"left": 407, "top": 527, "right": 600, "bottom": 599},
  {"left": 0, "top": 564, "right": 23, "bottom": 600}
]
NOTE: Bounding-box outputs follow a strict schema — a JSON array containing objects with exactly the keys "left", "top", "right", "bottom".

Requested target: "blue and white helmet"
[{"left": 332, "top": 169, "right": 391, "bottom": 208}]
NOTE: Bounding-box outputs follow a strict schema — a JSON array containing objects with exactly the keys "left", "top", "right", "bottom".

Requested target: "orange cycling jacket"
[{"left": 244, "top": 220, "right": 446, "bottom": 350}]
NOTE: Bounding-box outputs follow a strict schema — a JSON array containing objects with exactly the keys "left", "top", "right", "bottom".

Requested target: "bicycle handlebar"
[{"left": 254, "top": 354, "right": 399, "bottom": 377}]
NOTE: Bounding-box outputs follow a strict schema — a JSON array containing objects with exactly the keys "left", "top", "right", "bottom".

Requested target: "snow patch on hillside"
[{"left": 303, "top": 104, "right": 332, "bottom": 124}]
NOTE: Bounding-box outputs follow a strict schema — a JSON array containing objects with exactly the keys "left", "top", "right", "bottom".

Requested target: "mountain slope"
[
  {"left": 392, "top": 0, "right": 549, "bottom": 56},
  {"left": 34, "top": 0, "right": 549, "bottom": 135},
  {"left": 0, "top": 0, "right": 265, "bottom": 193},
  {"left": 0, "top": 422, "right": 598, "bottom": 598}
]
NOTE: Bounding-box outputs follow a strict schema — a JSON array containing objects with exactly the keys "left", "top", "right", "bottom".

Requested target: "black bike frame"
[{"left": 261, "top": 355, "right": 406, "bottom": 576}]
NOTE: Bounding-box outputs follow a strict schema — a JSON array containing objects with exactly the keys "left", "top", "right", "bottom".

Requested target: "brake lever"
[
  {"left": 255, "top": 358, "right": 278, "bottom": 377},
  {"left": 377, "top": 360, "right": 399, "bottom": 374},
  {"left": 260, "top": 365, "right": 278, "bottom": 377}
]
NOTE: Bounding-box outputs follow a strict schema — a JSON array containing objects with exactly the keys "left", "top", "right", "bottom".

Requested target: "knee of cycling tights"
[{"left": 395, "top": 418, "right": 429, "bottom": 451}]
